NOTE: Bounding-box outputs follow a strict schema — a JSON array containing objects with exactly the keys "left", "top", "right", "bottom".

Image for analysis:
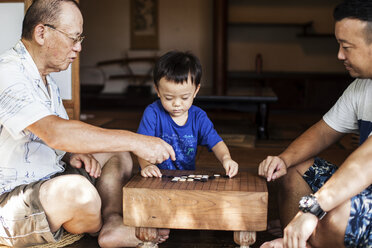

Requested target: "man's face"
[
  {"left": 44, "top": 2, "right": 83, "bottom": 72},
  {"left": 335, "top": 18, "right": 372, "bottom": 78}
]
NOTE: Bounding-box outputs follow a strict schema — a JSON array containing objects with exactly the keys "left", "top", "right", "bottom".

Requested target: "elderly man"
[
  {"left": 0, "top": 0, "right": 174, "bottom": 247},
  {"left": 259, "top": 0, "right": 372, "bottom": 247}
]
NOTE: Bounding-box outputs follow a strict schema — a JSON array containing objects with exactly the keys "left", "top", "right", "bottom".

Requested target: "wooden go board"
[{"left": 123, "top": 170, "right": 268, "bottom": 231}]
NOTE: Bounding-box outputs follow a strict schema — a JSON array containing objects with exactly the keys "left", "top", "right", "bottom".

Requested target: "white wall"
[
  {"left": 0, "top": 2, "right": 72, "bottom": 100},
  {"left": 0, "top": 3, "right": 24, "bottom": 54}
]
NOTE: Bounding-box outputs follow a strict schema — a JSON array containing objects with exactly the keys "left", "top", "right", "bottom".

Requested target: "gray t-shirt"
[{"left": 323, "top": 78, "right": 372, "bottom": 145}]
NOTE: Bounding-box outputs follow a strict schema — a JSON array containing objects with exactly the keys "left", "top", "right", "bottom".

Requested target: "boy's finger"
[
  {"left": 156, "top": 168, "right": 162, "bottom": 177},
  {"left": 151, "top": 170, "right": 158, "bottom": 177},
  {"left": 153, "top": 168, "right": 161, "bottom": 177}
]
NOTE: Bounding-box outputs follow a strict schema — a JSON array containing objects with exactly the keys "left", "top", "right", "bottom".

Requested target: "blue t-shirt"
[{"left": 137, "top": 100, "right": 222, "bottom": 170}]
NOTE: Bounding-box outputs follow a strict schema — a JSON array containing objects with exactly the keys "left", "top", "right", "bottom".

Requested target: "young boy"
[{"left": 137, "top": 51, "right": 239, "bottom": 178}]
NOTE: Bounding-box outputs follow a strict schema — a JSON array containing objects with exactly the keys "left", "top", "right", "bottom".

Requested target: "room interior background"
[{"left": 0, "top": 0, "right": 351, "bottom": 113}]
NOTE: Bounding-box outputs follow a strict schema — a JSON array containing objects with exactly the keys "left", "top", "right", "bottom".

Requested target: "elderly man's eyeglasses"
[{"left": 44, "top": 24, "right": 85, "bottom": 44}]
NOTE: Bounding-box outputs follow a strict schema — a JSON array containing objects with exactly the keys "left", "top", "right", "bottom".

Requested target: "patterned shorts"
[
  {"left": 0, "top": 165, "right": 96, "bottom": 247},
  {"left": 303, "top": 157, "right": 372, "bottom": 248}
]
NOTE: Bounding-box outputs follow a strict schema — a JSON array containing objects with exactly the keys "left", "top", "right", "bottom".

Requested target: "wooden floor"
[{"left": 67, "top": 107, "right": 355, "bottom": 248}]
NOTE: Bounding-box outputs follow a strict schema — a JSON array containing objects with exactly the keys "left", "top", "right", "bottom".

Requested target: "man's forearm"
[
  {"left": 315, "top": 136, "right": 372, "bottom": 212},
  {"left": 27, "top": 115, "right": 140, "bottom": 154},
  {"left": 280, "top": 119, "right": 344, "bottom": 168}
]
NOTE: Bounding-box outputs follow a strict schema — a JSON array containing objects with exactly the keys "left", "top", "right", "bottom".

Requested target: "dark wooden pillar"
[{"left": 213, "top": 0, "right": 227, "bottom": 96}]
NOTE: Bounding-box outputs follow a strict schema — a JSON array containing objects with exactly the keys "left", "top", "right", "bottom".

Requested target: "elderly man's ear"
[{"left": 33, "top": 24, "right": 47, "bottom": 45}]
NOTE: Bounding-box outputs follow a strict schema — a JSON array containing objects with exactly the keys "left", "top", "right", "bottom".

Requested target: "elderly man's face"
[
  {"left": 44, "top": 2, "right": 83, "bottom": 72},
  {"left": 335, "top": 18, "right": 372, "bottom": 78}
]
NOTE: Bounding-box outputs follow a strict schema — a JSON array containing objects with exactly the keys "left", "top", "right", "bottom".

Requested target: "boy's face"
[{"left": 156, "top": 77, "right": 200, "bottom": 119}]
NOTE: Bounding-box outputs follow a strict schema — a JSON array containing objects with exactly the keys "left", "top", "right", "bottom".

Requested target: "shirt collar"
[{"left": 14, "top": 40, "right": 52, "bottom": 98}]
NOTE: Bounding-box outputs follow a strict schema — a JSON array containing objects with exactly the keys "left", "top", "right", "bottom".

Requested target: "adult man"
[
  {"left": 259, "top": 0, "right": 372, "bottom": 247},
  {"left": 0, "top": 0, "right": 175, "bottom": 247}
]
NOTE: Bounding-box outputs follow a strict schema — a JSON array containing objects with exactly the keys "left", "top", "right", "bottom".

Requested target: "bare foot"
[
  {"left": 98, "top": 214, "right": 139, "bottom": 248},
  {"left": 260, "top": 238, "right": 284, "bottom": 248},
  {"left": 157, "top": 228, "right": 170, "bottom": 243},
  {"left": 98, "top": 214, "right": 170, "bottom": 247}
]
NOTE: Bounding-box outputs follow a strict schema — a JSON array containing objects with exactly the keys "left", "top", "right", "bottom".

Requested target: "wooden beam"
[{"left": 213, "top": 0, "right": 227, "bottom": 96}]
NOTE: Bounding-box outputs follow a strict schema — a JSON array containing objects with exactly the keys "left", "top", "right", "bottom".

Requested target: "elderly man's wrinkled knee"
[
  {"left": 63, "top": 175, "right": 101, "bottom": 212},
  {"left": 40, "top": 174, "right": 102, "bottom": 228}
]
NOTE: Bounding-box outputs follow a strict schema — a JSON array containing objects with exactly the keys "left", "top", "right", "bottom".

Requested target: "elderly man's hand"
[
  {"left": 133, "top": 135, "right": 176, "bottom": 165},
  {"left": 69, "top": 153, "right": 101, "bottom": 178}
]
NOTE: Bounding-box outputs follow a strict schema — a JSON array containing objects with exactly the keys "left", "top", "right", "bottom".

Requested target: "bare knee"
[
  {"left": 279, "top": 167, "right": 303, "bottom": 194},
  {"left": 308, "top": 201, "right": 349, "bottom": 248},
  {"left": 279, "top": 159, "right": 314, "bottom": 192},
  {"left": 40, "top": 175, "right": 102, "bottom": 232},
  {"left": 106, "top": 152, "right": 133, "bottom": 178},
  {"left": 42, "top": 175, "right": 101, "bottom": 213},
  {"left": 276, "top": 159, "right": 314, "bottom": 227},
  {"left": 68, "top": 176, "right": 101, "bottom": 213}
]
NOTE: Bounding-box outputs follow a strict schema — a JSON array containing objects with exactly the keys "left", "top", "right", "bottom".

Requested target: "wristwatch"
[{"left": 299, "top": 194, "right": 327, "bottom": 220}]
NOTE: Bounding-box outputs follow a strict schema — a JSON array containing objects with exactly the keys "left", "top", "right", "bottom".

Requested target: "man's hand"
[
  {"left": 283, "top": 211, "right": 318, "bottom": 248},
  {"left": 69, "top": 153, "right": 101, "bottom": 178},
  {"left": 223, "top": 158, "right": 239, "bottom": 178},
  {"left": 141, "top": 164, "right": 162, "bottom": 177},
  {"left": 134, "top": 135, "right": 176, "bottom": 164},
  {"left": 258, "top": 156, "right": 287, "bottom": 181}
]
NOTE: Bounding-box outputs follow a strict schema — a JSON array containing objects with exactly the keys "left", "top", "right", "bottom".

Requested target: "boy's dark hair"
[
  {"left": 22, "top": 0, "right": 80, "bottom": 40},
  {"left": 153, "top": 51, "right": 202, "bottom": 88},
  {"left": 334, "top": 0, "right": 372, "bottom": 43}
]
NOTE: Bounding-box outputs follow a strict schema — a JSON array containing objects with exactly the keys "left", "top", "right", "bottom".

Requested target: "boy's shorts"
[
  {"left": 303, "top": 157, "right": 372, "bottom": 248},
  {"left": 0, "top": 165, "right": 96, "bottom": 247}
]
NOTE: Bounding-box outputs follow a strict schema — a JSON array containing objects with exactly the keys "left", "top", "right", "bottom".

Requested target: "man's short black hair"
[
  {"left": 153, "top": 51, "right": 202, "bottom": 88},
  {"left": 334, "top": 0, "right": 372, "bottom": 43},
  {"left": 22, "top": 0, "right": 80, "bottom": 40}
]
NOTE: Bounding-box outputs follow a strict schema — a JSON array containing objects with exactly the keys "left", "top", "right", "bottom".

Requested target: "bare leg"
[
  {"left": 308, "top": 199, "right": 349, "bottom": 247},
  {"left": 39, "top": 175, "right": 102, "bottom": 234},
  {"left": 93, "top": 152, "right": 170, "bottom": 247},
  {"left": 94, "top": 152, "right": 139, "bottom": 247},
  {"left": 260, "top": 158, "right": 315, "bottom": 248},
  {"left": 261, "top": 199, "right": 349, "bottom": 248},
  {"left": 262, "top": 157, "right": 349, "bottom": 248},
  {"left": 277, "top": 159, "right": 314, "bottom": 227}
]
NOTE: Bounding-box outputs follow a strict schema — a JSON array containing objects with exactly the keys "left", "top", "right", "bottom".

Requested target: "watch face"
[
  {"left": 299, "top": 195, "right": 315, "bottom": 211},
  {"left": 299, "top": 194, "right": 326, "bottom": 219}
]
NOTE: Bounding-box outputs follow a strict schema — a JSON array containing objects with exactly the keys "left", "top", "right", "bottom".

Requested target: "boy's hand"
[
  {"left": 223, "top": 158, "right": 239, "bottom": 178},
  {"left": 141, "top": 164, "right": 162, "bottom": 178}
]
